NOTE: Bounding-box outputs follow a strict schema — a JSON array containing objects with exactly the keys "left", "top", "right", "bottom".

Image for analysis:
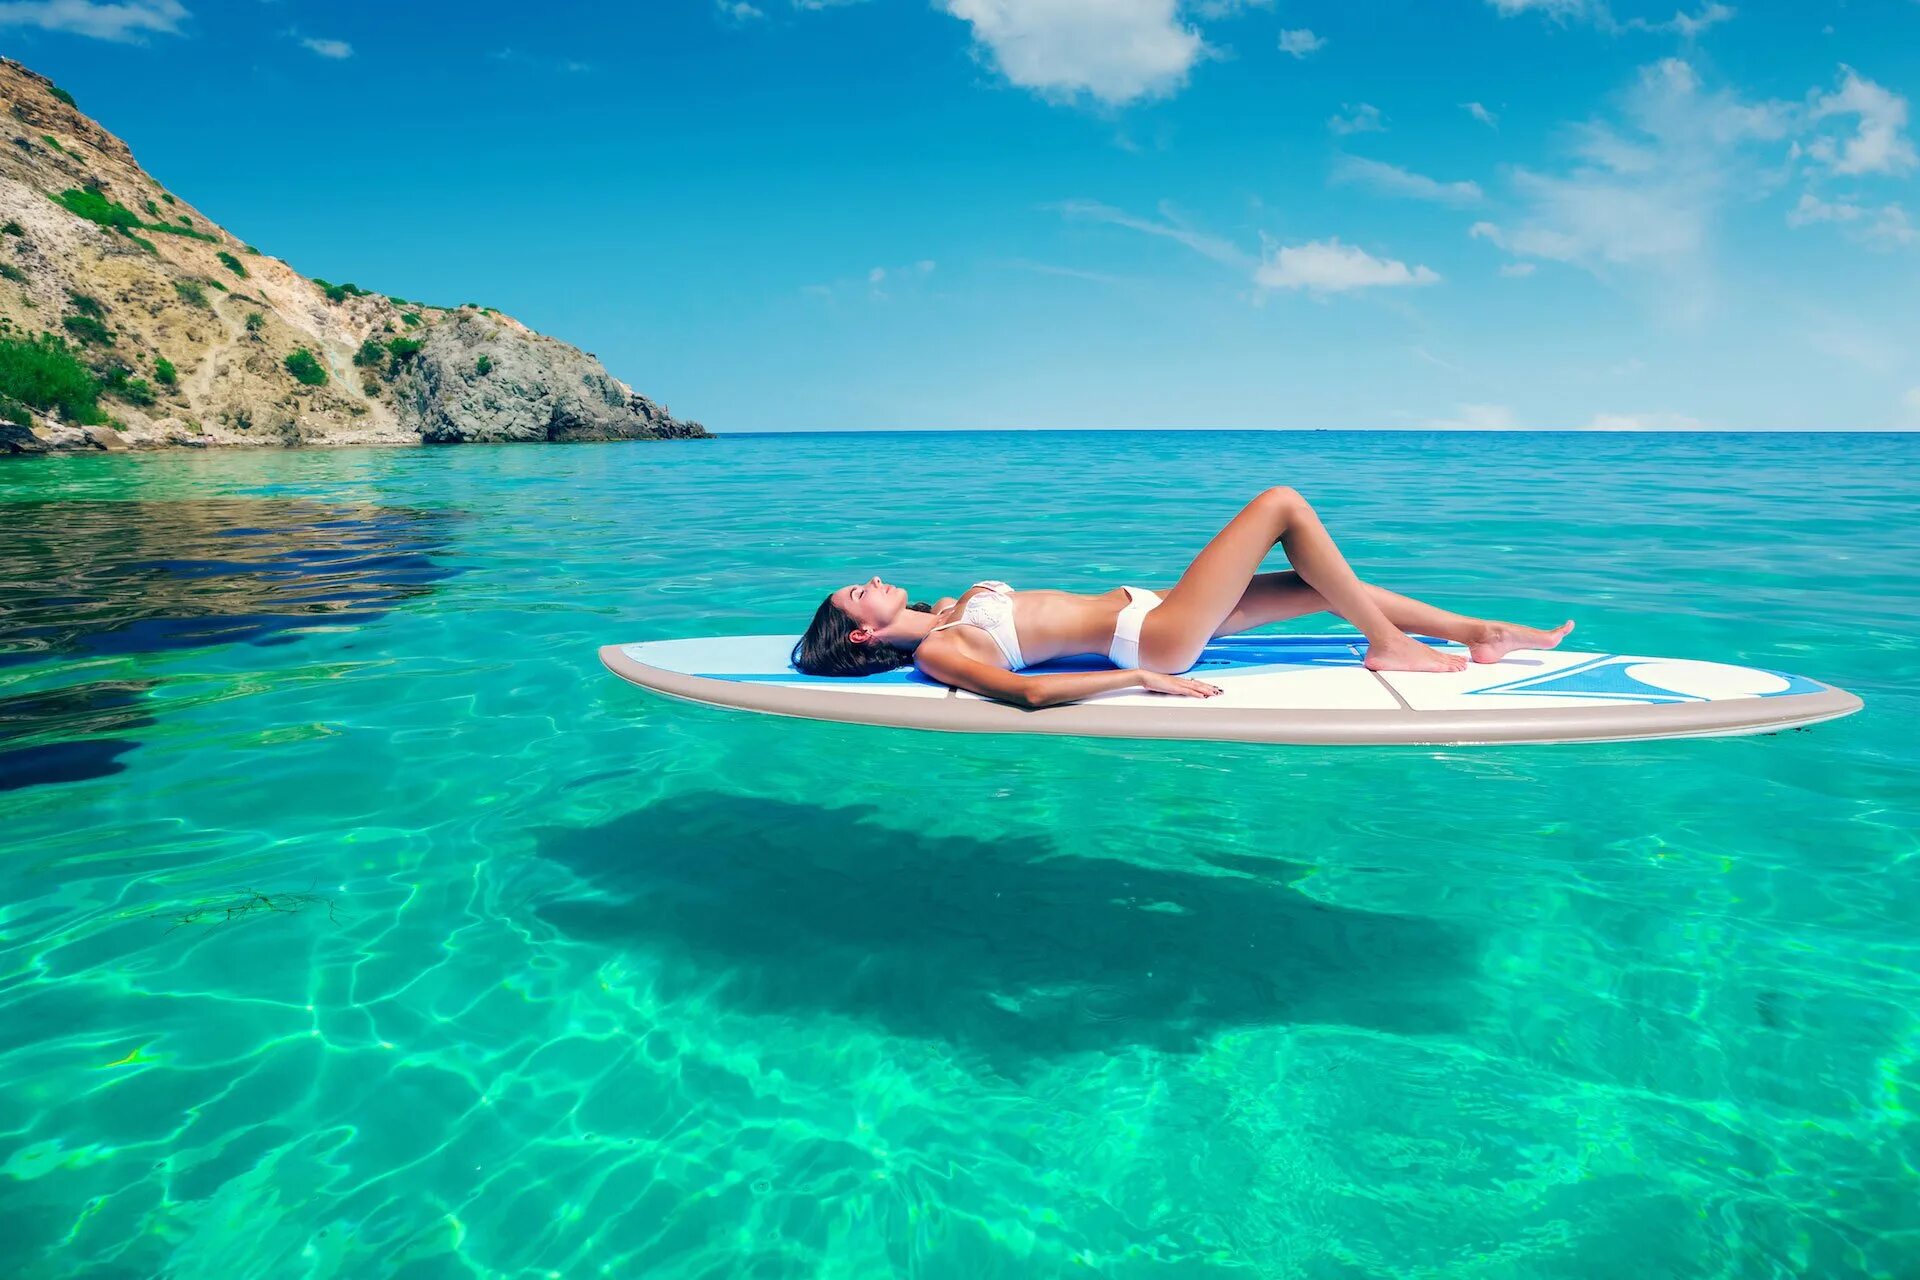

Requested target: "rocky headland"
[{"left": 0, "top": 58, "right": 708, "bottom": 454}]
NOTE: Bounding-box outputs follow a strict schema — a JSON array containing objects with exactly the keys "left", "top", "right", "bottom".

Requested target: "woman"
[{"left": 792, "top": 486, "right": 1573, "bottom": 709}]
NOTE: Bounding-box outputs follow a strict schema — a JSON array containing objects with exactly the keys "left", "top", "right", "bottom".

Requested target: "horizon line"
[{"left": 712, "top": 426, "right": 1920, "bottom": 436}]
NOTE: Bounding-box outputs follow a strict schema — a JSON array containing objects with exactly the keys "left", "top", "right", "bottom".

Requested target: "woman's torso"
[{"left": 932, "top": 583, "right": 1137, "bottom": 669}]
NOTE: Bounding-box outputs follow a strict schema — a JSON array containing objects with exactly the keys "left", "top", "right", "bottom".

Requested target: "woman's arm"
[{"left": 915, "top": 640, "right": 1218, "bottom": 708}]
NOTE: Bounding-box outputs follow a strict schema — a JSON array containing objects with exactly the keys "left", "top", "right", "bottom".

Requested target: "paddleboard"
[{"left": 598, "top": 634, "right": 1862, "bottom": 746}]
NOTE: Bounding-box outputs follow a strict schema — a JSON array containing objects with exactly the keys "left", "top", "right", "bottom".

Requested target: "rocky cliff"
[{"left": 0, "top": 58, "right": 708, "bottom": 454}]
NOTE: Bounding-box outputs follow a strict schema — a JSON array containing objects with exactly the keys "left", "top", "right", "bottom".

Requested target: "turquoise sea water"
[{"left": 1, "top": 430, "right": 1916, "bottom": 1279}]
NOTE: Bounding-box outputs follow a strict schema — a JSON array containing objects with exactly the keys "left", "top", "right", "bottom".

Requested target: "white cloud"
[
  {"left": 940, "top": 0, "right": 1205, "bottom": 107},
  {"left": 0, "top": 0, "right": 185, "bottom": 40},
  {"left": 1499, "top": 261, "right": 1537, "bottom": 276},
  {"left": 1189, "top": 0, "right": 1271, "bottom": 15},
  {"left": 1806, "top": 66, "right": 1916, "bottom": 177},
  {"left": 1255, "top": 238, "right": 1440, "bottom": 294},
  {"left": 1484, "top": 0, "right": 1736, "bottom": 35},
  {"left": 1787, "top": 192, "right": 1915, "bottom": 249},
  {"left": 716, "top": 0, "right": 765, "bottom": 18},
  {"left": 488, "top": 46, "right": 595, "bottom": 73},
  {"left": 1467, "top": 59, "right": 1788, "bottom": 292},
  {"left": 1651, "top": 3, "right": 1734, "bottom": 37},
  {"left": 1334, "top": 155, "right": 1482, "bottom": 205},
  {"left": 1486, "top": 0, "right": 1586, "bottom": 16},
  {"left": 1055, "top": 201, "right": 1434, "bottom": 300},
  {"left": 1006, "top": 258, "right": 1130, "bottom": 285},
  {"left": 1428, "top": 403, "right": 1522, "bottom": 429},
  {"left": 1328, "top": 103, "right": 1385, "bottom": 135},
  {"left": 1277, "top": 28, "right": 1324, "bottom": 58},
  {"left": 1429, "top": 405, "right": 1709, "bottom": 430},
  {"left": 1585, "top": 410, "right": 1705, "bottom": 430},
  {"left": 300, "top": 36, "right": 352, "bottom": 58},
  {"left": 1462, "top": 101, "right": 1498, "bottom": 129},
  {"left": 807, "top": 259, "right": 935, "bottom": 302},
  {"left": 1052, "top": 198, "right": 1251, "bottom": 268}
]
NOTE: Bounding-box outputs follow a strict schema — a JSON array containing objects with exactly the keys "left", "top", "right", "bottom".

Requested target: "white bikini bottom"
[{"left": 1107, "top": 586, "right": 1163, "bottom": 669}]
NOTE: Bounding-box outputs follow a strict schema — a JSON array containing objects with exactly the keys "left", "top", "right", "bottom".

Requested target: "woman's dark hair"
[{"left": 791, "top": 593, "right": 933, "bottom": 677}]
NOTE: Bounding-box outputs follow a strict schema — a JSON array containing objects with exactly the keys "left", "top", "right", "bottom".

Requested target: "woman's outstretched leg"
[
  {"left": 1212, "top": 571, "right": 1575, "bottom": 662},
  {"left": 1363, "top": 583, "right": 1574, "bottom": 662},
  {"left": 1147, "top": 487, "right": 1466, "bottom": 673}
]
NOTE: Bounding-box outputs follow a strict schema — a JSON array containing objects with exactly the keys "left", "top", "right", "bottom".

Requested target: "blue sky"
[{"left": 5, "top": 0, "right": 1918, "bottom": 430}]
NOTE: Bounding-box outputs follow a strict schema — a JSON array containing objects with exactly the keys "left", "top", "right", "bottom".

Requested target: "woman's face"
[{"left": 832, "top": 575, "right": 906, "bottom": 638}]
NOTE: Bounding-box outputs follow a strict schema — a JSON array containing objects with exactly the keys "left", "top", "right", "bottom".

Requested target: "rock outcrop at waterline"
[{"left": 0, "top": 58, "right": 708, "bottom": 453}]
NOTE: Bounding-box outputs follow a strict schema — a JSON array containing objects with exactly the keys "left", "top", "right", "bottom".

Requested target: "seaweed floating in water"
[{"left": 153, "top": 886, "right": 341, "bottom": 932}]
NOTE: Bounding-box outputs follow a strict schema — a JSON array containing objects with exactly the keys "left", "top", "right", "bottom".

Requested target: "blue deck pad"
[{"left": 694, "top": 633, "right": 1408, "bottom": 686}]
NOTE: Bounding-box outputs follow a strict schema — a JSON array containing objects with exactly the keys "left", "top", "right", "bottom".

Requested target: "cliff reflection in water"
[{"left": 0, "top": 498, "right": 459, "bottom": 789}]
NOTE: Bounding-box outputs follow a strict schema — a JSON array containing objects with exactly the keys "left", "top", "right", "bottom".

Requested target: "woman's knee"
[{"left": 1257, "top": 485, "right": 1304, "bottom": 514}]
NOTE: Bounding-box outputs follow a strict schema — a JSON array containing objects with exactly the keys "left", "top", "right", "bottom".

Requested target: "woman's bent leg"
[
  {"left": 1144, "top": 489, "right": 1466, "bottom": 673},
  {"left": 1213, "top": 572, "right": 1481, "bottom": 640}
]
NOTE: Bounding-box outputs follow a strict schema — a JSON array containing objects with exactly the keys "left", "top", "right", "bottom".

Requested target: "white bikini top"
[{"left": 927, "top": 579, "right": 1025, "bottom": 668}]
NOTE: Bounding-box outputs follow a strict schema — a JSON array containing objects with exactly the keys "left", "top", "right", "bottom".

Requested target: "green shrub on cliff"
[
  {"left": 400, "top": 311, "right": 421, "bottom": 328},
  {"left": 475, "top": 355, "right": 493, "bottom": 376},
  {"left": 245, "top": 312, "right": 265, "bottom": 332},
  {"left": 284, "top": 348, "right": 328, "bottom": 386},
  {"left": 0, "top": 332, "right": 105, "bottom": 424},
  {"left": 102, "top": 367, "right": 156, "bottom": 406},
  {"left": 154, "top": 356, "right": 177, "bottom": 386},
  {"left": 40, "top": 135, "right": 71, "bottom": 157},
  {"left": 66, "top": 292, "right": 104, "bottom": 317},
  {"left": 144, "top": 222, "right": 217, "bottom": 243},
  {"left": 2, "top": 221, "right": 22, "bottom": 236},
  {"left": 48, "top": 189, "right": 208, "bottom": 253},
  {"left": 217, "top": 251, "right": 247, "bottom": 278},
  {"left": 173, "top": 280, "right": 208, "bottom": 308},
  {"left": 52, "top": 188, "right": 141, "bottom": 233},
  {"left": 61, "top": 314, "right": 113, "bottom": 346},
  {"left": 312, "top": 278, "right": 372, "bottom": 304},
  {"left": 0, "top": 264, "right": 24, "bottom": 283},
  {"left": 353, "top": 338, "right": 385, "bottom": 368},
  {"left": 385, "top": 337, "right": 424, "bottom": 365},
  {"left": 49, "top": 85, "right": 77, "bottom": 108}
]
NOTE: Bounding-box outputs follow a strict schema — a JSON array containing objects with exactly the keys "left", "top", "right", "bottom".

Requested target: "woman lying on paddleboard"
[{"left": 793, "top": 486, "right": 1574, "bottom": 708}]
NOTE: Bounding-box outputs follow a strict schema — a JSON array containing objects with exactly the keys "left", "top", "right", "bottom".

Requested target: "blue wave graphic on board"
[{"left": 1464, "top": 656, "right": 1820, "bottom": 703}]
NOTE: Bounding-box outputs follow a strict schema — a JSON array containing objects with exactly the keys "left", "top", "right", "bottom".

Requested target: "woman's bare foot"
[
  {"left": 1364, "top": 635, "right": 1469, "bottom": 673},
  {"left": 1468, "top": 619, "right": 1575, "bottom": 664}
]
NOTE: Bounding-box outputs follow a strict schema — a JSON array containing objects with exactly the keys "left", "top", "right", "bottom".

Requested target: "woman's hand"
[{"left": 1137, "top": 670, "right": 1224, "bottom": 698}]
